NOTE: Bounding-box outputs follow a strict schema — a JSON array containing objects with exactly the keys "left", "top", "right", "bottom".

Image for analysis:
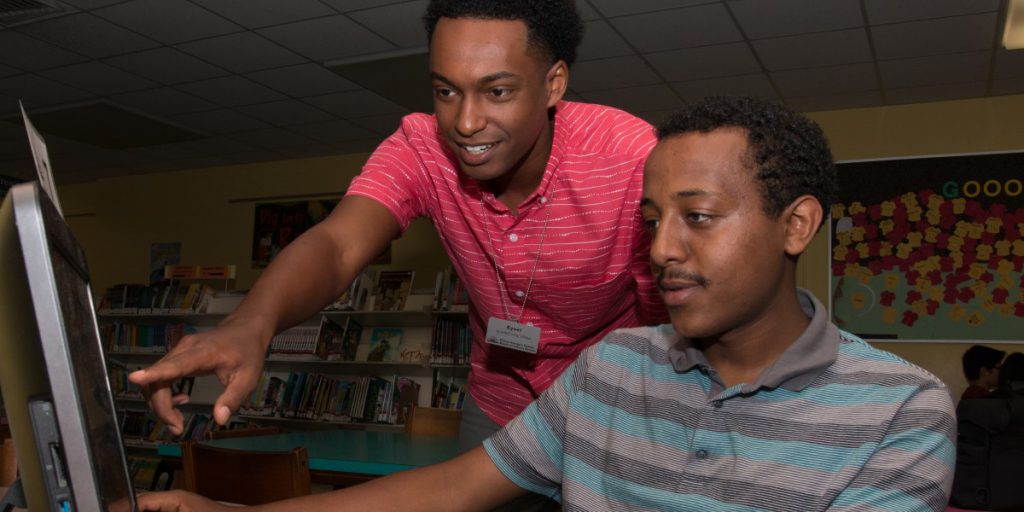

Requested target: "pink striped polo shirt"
[{"left": 347, "top": 101, "right": 667, "bottom": 425}]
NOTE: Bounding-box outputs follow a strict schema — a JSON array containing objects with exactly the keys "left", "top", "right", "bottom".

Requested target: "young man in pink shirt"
[{"left": 131, "top": 0, "right": 664, "bottom": 480}]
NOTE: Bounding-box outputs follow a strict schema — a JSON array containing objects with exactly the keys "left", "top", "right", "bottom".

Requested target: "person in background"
[
  {"left": 130, "top": 2, "right": 664, "bottom": 507},
  {"left": 952, "top": 351, "right": 1024, "bottom": 510},
  {"left": 991, "top": 352, "right": 1024, "bottom": 397},
  {"left": 137, "top": 96, "right": 956, "bottom": 512},
  {"left": 960, "top": 344, "right": 1005, "bottom": 401}
]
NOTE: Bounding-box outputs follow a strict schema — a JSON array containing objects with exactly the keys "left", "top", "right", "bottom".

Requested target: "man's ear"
[
  {"left": 783, "top": 195, "right": 823, "bottom": 257},
  {"left": 545, "top": 60, "right": 568, "bottom": 108}
]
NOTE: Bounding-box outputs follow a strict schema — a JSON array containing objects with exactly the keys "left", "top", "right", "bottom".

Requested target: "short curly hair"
[
  {"left": 423, "top": 0, "right": 584, "bottom": 67},
  {"left": 656, "top": 96, "right": 837, "bottom": 228}
]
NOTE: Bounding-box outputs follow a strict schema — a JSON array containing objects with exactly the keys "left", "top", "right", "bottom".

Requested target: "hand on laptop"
[
  {"left": 137, "top": 490, "right": 236, "bottom": 511},
  {"left": 128, "top": 319, "right": 270, "bottom": 434}
]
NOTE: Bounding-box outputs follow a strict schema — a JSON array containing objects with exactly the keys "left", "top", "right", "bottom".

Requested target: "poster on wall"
[
  {"left": 252, "top": 200, "right": 338, "bottom": 268},
  {"left": 150, "top": 242, "right": 182, "bottom": 284},
  {"left": 829, "top": 152, "right": 1024, "bottom": 342}
]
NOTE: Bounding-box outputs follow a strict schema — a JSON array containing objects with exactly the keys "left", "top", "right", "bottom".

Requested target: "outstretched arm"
[
  {"left": 136, "top": 446, "right": 526, "bottom": 512},
  {"left": 129, "top": 196, "right": 401, "bottom": 433}
]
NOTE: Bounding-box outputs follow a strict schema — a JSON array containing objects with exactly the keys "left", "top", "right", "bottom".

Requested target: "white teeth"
[{"left": 464, "top": 144, "right": 493, "bottom": 154}]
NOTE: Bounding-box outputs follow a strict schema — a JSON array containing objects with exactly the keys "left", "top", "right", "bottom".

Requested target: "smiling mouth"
[{"left": 461, "top": 143, "right": 494, "bottom": 155}]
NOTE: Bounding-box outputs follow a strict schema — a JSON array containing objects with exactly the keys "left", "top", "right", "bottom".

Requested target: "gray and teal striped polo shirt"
[{"left": 484, "top": 290, "right": 956, "bottom": 511}]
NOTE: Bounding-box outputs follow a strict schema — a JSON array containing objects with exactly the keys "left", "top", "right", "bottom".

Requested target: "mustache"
[{"left": 657, "top": 268, "right": 708, "bottom": 289}]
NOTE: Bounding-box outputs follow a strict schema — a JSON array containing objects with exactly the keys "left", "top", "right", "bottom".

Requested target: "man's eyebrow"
[
  {"left": 429, "top": 71, "right": 518, "bottom": 87},
  {"left": 641, "top": 189, "right": 711, "bottom": 207}
]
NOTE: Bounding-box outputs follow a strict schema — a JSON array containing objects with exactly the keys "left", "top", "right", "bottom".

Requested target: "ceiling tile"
[
  {"left": 348, "top": 0, "right": 429, "bottom": 48},
  {"left": 58, "top": 0, "right": 123, "bottom": 9},
  {"left": 289, "top": 119, "right": 376, "bottom": 143},
  {"left": 878, "top": 51, "right": 990, "bottom": 89},
  {"left": 246, "top": 64, "right": 360, "bottom": 97},
  {"left": 0, "top": 74, "right": 92, "bottom": 108},
  {"left": 218, "top": 149, "right": 283, "bottom": 165},
  {"left": 320, "top": 0, "right": 409, "bottom": 12},
  {"left": 0, "top": 120, "right": 25, "bottom": 139},
  {"left": 40, "top": 135, "right": 96, "bottom": 155},
  {"left": 17, "top": 13, "right": 160, "bottom": 58},
  {"left": 577, "top": 1, "right": 600, "bottom": 21},
  {"left": 258, "top": 15, "right": 395, "bottom": 62},
  {"left": 304, "top": 90, "right": 408, "bottom": 119},
  {"left": 753, "top": 29, "right": 872, "bottom": 71},
  {"left": 39, "top": 62, "right": 157, "bottom": 95},
  {"left": 190, "top": 0, "right": 336, "bottom": 29},
  {"left": 93, "top": 0, "right": 241, "bottom": 45},
  {"left": 785, "top": 90, "right": 883, "bottom": 112},
  {"left": 871, "top": 13, "right": 996, "bottom": 61},
  {"left": 176, "top": 32, "right": 306, "bottom": 74},
  {"left": 177, "top": 76, "right": 287, "bottom": 107},
  {"left": 586, "top": 0, "right": 716, "bottom": 18},
  {"left": 671, "top": 74, "right": 779, "bottom": 101},
  {"left": 990, "top": 77, "right": 1024, "bottom": 97},
  {"left": 0, "top": 64, "right": 20, "bottom": 79},
  {"left": 236, "top": 100, "right": 336, "bottom": 126},
  {"left": 771, "top": 62, "right": 878, "bottom": 98},
  {"left": 992, "top": 49, "right": 1024, "bottom": 80},
  {"left": 864, "top": 0, "right": 999, "bottom": 24},
  {"left": 645, "top": 43, "right": 761, "bottom": 82},
  {"left": 885, "top": 82, "right": 988, "bottom": 105},
  {"left": 173, "top": 137, "right": 255, "bottom": 157},
  {"left": 126, "top": 141, "right": 201, "bottom": 160},
  {"left": 111, "top": 88, "right": 217, "bottom": 117},
  {"left": 103, "top": 47, "right": 229, "bottom": 85},
  {"left": 171, "top": 109, "right": 272, "bottom": 135},
  {"left": 610, "top": 3, "right": 740, "bottom": 53},
  {"left": 0, "top": 138, "right": 29, "bottom": 159},
  {"left": 577, "top": 20, "right": 634, "bottom": 62},
  {"left": 579, "top": 84, "right": 683, "bottom": 114},
  {"left": 571, "top": 56, "right": 663, "bottom": 92},
  {"left": 729, "top": 0, "right": 863, "bottom": 39},
  {"left": 273, "top": 143, "right": 345, "bottom": 159},
  {"left": 228, "top": 127, "right": 316, "bottom": 148},
  {"left": 0, "top": 31, "right": 87, "bottom": 72},
  {"left": 348, "top": 112, "right": 405, "bottom": 135}
]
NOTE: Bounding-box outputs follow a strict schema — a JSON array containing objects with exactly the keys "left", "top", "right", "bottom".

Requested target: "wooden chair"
[
  {"left": 1, "top": 437, "right": 17, "bottom": 487},
  {"left": 205, "top": 426, "right": 282, "bottom": 440},
  {"left": 404, "top": 405, "right": 462, "bottom": 438},
  {"left": 181, "top": 440, "right": 311, "bottom": 505}
]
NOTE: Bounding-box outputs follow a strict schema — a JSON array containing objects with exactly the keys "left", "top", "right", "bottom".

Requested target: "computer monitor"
[{"left": 0, "top": 182, "right": 136, "bottom": 512}]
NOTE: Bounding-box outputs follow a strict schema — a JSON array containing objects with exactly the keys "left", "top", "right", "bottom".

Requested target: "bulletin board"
[{"left": 829, "top": 151, "right": 1024, "bottom": 342}]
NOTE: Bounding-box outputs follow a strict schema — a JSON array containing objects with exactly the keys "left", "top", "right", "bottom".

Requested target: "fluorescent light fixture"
[{"left": 1004, "top": 0, "right": 1024, "bottom": 49}]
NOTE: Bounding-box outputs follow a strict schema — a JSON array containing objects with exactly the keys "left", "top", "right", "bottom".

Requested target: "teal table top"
[{"left": 157, "top": 429, "right": 461, "bottom": 476}]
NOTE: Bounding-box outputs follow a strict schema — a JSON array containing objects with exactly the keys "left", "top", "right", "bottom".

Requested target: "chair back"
[
  {"left": 404, "top": 405, "right": 462, "bottom": 438},
  {"left": 1, "top": 437, "right": 16, "bottom": 487},
  {"left": 181, "top": 440, "right": 311, "bottom": 505}
]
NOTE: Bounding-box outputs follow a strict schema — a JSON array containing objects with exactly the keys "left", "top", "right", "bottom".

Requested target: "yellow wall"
[
  {"left": 58, "top": 152, "right": 450, "bottom": 295},
  {"left": 58, "top": 94, "right": 1024, "bottom": 399}
]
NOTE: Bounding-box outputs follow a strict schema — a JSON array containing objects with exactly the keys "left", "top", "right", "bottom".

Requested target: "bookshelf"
[
  {"left": 100, "top": 306, "right": 470, "bottom": 443},
  {"left": 101, "top": 266, "right": 472, "bottom": 490}
]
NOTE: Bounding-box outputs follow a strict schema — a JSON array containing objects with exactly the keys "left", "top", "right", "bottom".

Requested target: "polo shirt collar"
[{"left": 667, "top": 288, "right": 840, "bottom": 392}]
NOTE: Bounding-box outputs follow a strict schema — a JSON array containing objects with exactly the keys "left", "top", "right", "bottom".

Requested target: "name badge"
[{"left": 485, "top": 317, "right": 540, "bottom": 354}]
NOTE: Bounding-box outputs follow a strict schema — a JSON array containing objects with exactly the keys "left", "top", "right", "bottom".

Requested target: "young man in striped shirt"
[
  {"left": 138, "top": 97, "right": 957, "bottom": 512},
  {"left": 131, "top": 0, "right": 664, "bottom": 474}
]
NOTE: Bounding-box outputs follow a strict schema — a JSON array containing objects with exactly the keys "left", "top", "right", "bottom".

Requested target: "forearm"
[
  {"left": 249, "top": 447, "right": 523, "bottom": 512},
  {"left": 223, "top": 196, "right": 400, "bottom": 347},
  {"left": 224, "top": 225, "right": 352, "bottom": 345}
]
